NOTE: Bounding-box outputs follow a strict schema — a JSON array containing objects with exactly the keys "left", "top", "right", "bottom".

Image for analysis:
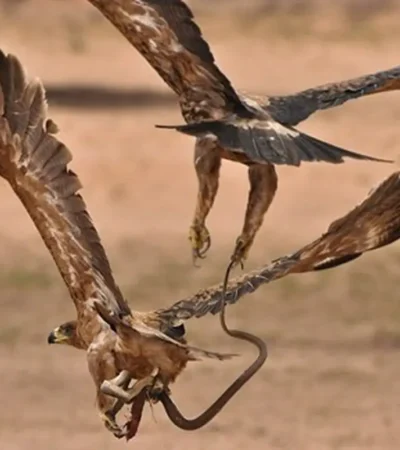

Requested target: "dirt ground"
[{"left": 1, "top": 1, "right": 400, "bottom": 449}]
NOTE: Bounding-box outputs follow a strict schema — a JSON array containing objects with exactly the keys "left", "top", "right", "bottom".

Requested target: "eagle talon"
[
  {"left": 198, "top": 234, "right": 211, "bottom": 257},
  {"left": 230, "top": 238, "right": 249, "bottom": 270},
  {"left": 148, "top": 377, "right": 170, "bottom": 404},
  {"left": 101, "top": 411, "right": 126, "bottom": 439},
  {"left": 189, "top": 225, "right": 211, "bottom": 265}
]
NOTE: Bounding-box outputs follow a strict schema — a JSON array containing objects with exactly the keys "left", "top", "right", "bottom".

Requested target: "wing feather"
[
  {"left": 88, "top": 0, "right": 246, "bottom": 118},
  {"left": 0, "top": 50, "right": 130, "bottom": 318},
  {"left": 91, "top": 1, "right": 392, "bottom": 166},
  {"left": 262, "top": 65, "right": 400, "bottom": 126},
  {"left": 156, "top": 171, "right": 400, "bottom": 328}
]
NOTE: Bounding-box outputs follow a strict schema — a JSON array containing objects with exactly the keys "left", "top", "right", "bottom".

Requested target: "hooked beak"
[{"left": 47, "top": 327, "right": 66, "bottom": 344}]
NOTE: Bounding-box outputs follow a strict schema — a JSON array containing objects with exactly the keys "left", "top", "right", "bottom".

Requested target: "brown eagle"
[
  {"left": 88, "top": 0, "right": 399, "bottom": 268},
  {"left": 0, "top": 49, "right": 239, "bottom": 438},
  {"left": 2, "top": 49, "right": 400, "bottom": 438}
]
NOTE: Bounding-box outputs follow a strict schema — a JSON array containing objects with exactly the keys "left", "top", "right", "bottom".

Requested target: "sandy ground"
[{"left": 1, "top": 2, "right": 400, "bottom": 449}]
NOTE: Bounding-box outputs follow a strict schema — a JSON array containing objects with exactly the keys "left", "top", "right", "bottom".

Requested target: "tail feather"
[
  {"left": 187, "top": 347, "right": 238, "bottom": 361},
  {"left": 156, "top": 121, "right": 392, "bottom": 166}
]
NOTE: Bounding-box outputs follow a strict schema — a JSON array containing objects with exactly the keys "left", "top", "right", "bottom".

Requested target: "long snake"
[{"left": 158, "top": 260, "right": 268, "bottom": 430}]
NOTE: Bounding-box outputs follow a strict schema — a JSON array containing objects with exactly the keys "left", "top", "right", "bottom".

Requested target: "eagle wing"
[
  {"left": 156, "top": 171, "right": 400, "bottom": 328},
  {"left": 0, "top": 49, "right": 233, "bottom": 358},
  {"left": 0, "top": 50, "right": 130, "bottom": 319},
  {"left": 87, "top": 0, "right": 247, "bottom": 119},
  {"left": 263, "top": 65, "right": 400, "bottom": 126},
  {"left": 90, "top": 0, "right": 390, "bottom": 166}
]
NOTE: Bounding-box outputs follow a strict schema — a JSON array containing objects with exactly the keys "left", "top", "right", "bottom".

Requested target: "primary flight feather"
[
  {"left": 88, "top": 0, "right": 399, "bottom": 269},
  {"left": 2, "top": 48, "right": 400, "bottom": 438},
  {"left": 0, "top": 49, "right": 235, "bottom": 439}
]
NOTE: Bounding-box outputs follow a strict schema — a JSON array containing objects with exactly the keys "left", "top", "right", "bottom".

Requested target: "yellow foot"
[
  {"left": 230, "top": 237, "right": 251, "bottom": 270},
  {"left": 100, "top": 411, "right": 126, "bottom": 439},
  {"left": 189, "top": 224, "right": 211, "bottom": 266}
]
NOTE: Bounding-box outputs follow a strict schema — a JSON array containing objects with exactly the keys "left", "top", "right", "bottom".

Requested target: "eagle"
[
  {"left": 0, "top": 49, "right": 241, "bottom": 438},
  {"left": 2, "top": 49, "right": 400, "bottom": 439},
  {"left": 87, "top": 0, "right": 399, "bottom": 269}
]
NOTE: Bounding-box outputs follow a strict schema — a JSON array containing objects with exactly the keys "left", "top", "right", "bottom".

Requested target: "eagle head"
[{"left": 47, "top": 321, "right": 83, "bottom": 349}]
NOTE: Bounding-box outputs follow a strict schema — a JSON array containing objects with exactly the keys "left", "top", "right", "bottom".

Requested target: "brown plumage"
[
  {"left": 3, "top": 48, "right": 400, "bottom": 438},
  {"left": 157, "top": 170, "right": 400, "bottom": 326},
  {"left": 88, "top": 0, "right": 399, "bottom": 268},
  {"left": 0, "top": 49, "right": 235, "bottom": 439}
]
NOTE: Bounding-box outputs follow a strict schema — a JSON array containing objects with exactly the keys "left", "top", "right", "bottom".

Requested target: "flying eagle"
[
  {"left": 0, "top": 49, "right": 244, "bottom": 438},
  {"left": 61, "top": 168, "right": 400, "bottom": 437},
  {"left": 87, "top": 0, "right": 399, "bottom": 268},
  {"left": 2, "top": 48, "right": 400, "bottom": 438}
]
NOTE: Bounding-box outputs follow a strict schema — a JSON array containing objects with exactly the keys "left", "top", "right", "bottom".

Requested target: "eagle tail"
[
  {"left": 186, "top": 346, "right": 238, "bottom": 361},
  {"left": 156, "top": 121, "right": 392, "bottom": 166}
]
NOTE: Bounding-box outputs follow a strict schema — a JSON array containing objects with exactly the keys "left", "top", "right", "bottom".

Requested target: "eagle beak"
[{"left": 47, "top": 327, "right": 66, "bottom": 344}]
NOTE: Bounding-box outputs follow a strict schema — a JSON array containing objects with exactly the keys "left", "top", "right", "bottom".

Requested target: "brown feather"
[
  {"left": 0, "top": 49, "right": 232, "bottom": 356},
  {"left": 0, "top": 50, "right": 130, "bottom": 340},
  {"left": 156, "top": 171, "right": 400, "bottom": 327},
  {"left": 88, "top": 1, "right": 398, "bottom": 268},
  {"left": 87, "top": 0, "right": 247, "bottom": 120},
  {"left": 264, "top": 65, "right": 400, "bottom": 126},
  {"left": 0, "top": 48, "right": 253, "bottom": 437},
  {"left": 88, "top": 1, "right": 394, "bottom": 165},
  {"left": 4, "top": 46, "right": 400, "bottom": 436}
]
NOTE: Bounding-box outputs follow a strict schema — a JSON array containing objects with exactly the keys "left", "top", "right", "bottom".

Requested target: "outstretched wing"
[
  {"left": 91, "top": 1, "right": 389, "bottom": 166},
  {"left": 0, "top": 50, "right": 130, "bottom": 319},
  {"left": 262, "top": 65, "right": 400, "bottom": 126},
  {"left": 157, "top": 171, "right": 400, "bottom": 327},
  {"left": 87, "top": 0, "right": 247, "bottom": 119}
]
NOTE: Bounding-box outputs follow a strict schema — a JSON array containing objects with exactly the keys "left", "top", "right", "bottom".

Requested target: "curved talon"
[
  {"left": 101, "top": 412, "right": 126, "bottom": 439},
  {"left": 191, "top": 249, "right": 203, "bottom": 268},
  {"left": 189, "top": 225, "right": 211, "bottom": 266},
  {"left": 230, "top": 258, "right": 245, "bottom": 271},
  {"left": 192, "top": 241, "right": 210, "bottom": 267},
  {"left": 148, "top": 382, "right": 171, "bottom": 404},
  {"left": 112, "top": 427, "right": 127, "bottom": 439},
  {"left": 198, "top": 234, "right": 211, "bottom": 257},
  {"left": 230, "top": 238, "right": 249, "bottom": 270}
]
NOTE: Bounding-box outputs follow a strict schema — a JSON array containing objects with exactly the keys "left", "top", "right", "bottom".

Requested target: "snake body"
[{"left": 159, "top": 261, "right": 268, "bottom": 430}]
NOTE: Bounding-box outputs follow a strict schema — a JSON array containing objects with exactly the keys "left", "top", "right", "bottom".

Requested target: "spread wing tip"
[{"left": 0, "top": 48, "right": 132, "bottom": 318}]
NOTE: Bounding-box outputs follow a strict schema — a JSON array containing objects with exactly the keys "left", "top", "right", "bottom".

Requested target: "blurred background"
[{"left": 1, "top": 1, "right": 400, "bottom": 449}]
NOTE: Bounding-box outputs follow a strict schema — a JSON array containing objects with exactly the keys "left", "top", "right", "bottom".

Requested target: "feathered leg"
[
  {"left": 231, "top": 163, "right": 278, "bottom": 267},
  {"left": 87, "top": 347, "right": 126, "bottom": 438},
  {"left": 189, "top": 138, "right": 222, "bottom": 265}
]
